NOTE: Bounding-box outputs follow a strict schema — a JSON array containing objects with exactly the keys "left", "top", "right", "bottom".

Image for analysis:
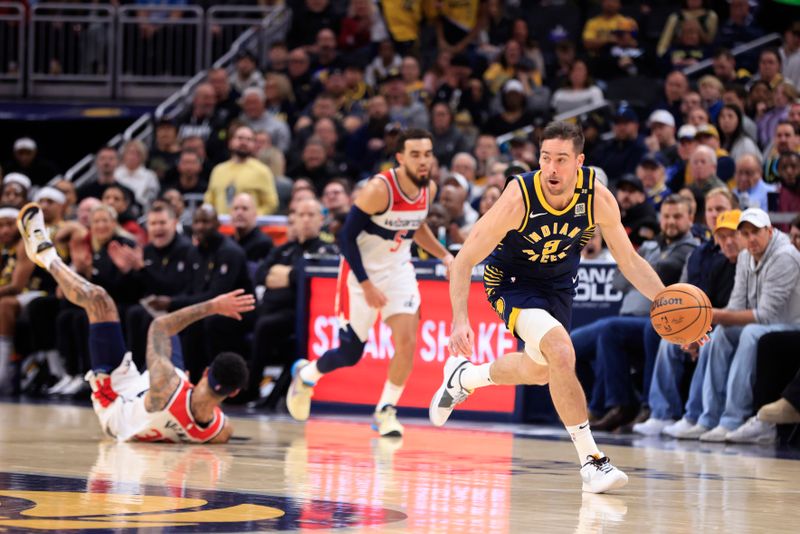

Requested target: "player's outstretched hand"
[
  {"left": 449, "top": 321, "right": 474, "bottom": 356},
  {"left": 362, "top": 280, "right": 388, "bottom": 309},
  {"left": 211, "top": 289, "right": 256, "bottom": 320}
]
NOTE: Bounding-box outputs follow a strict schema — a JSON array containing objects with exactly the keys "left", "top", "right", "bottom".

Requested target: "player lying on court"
[
  {"left": 18, "top": 202, "right": 254, "bottom": 443},
  {"left": 431, "top": 122, "right": 673, "bottom": 493}
]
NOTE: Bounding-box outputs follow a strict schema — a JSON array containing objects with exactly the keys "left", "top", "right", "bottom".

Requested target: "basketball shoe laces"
[
  {"left": 451, "top": 369, "right": 472, "bottom": 407},
  {"left": 583, "top": 455, "right": 614, "bottom": 473}
]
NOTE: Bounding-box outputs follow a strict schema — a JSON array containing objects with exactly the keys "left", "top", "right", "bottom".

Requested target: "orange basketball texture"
[{"left": 650, "top": 283, "right": 712, "bottom": 345}]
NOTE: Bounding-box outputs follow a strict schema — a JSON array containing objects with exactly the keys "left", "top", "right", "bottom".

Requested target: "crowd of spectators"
[{"left": 0, "top": 0, "right": 799, "bottom": 435}]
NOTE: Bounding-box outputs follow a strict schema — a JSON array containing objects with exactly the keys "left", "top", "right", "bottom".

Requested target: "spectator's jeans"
[
  {"left": 595, "top": 316, "right": 656, "bottom": 409},
  {"left": 649, "top": 339, "right": 703, "bottom": 421},
  {"left": 571, "top": 317, "right": 613, "bottom": 413},
  {"left": 698, "top": 323, "right": 799, "bottom": 430}
]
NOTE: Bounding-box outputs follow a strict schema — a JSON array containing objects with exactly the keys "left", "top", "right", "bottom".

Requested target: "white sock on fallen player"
[
  {"left": 376, "top": 380, "right": 404, "bottom": 411},
  {"left": 458, "top": 362, "right": 494, "bottom": 390},
  {"left": 299, "top": 360, "right": 323, "bottom": 385},
  {"left": 566, "top": 420, "right": 602, "bottom": 464},
  {"left": 39, "top": 247, "right": 58, "bottom": 271}
]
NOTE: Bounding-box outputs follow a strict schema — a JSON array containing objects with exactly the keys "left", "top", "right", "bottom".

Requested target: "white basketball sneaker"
[
  {"left": 286, "top": 359, "right": 314, "bottom": 422},
  {"left": 373, "top": 405, "right": 404, "bottom": 437},
  {"left": 17, "top": 203, "right": 55, "bottom": 269},
  {"left": 580, "top": 454, "right": 629, "bottom": 494},
  {"left": 429, "top": 356, "right": 473, "bottom": 427}
]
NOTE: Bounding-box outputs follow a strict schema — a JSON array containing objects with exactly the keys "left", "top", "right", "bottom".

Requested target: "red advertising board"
[{"left": 306, "top": 277, "right": 517, "bottom": 413}]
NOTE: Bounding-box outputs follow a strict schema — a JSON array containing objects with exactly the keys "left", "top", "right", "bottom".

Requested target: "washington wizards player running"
[{"left": 288, "top": 129, "right": 454, "bottom": 437}]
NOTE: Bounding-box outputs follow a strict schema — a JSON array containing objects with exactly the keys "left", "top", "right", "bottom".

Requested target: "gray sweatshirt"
[{"left": 726, "top": 230, "right": 800, "bottom": 325}]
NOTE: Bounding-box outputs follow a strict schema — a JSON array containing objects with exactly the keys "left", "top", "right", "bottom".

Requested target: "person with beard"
[
  {"left": 287, "top": 129, "right": 454, "bottom": 437},
  {"left": 204, "top": 125, "right": 278, "bottom": 216},
  {"left": 287, "top": 137, "right": 339, "bottom": 194},
  {"left": 77, "top": 147, "right": 122, "bottom": 202},
  {"left": 146, "top": 205, "right": 254, "bottom": 382},
  {"left": 230, "top": 193, "right": 273, "bottom": 263},
  {"left": 159, "top": 150, "right": 208, "bottom": 196},
  {"left": 287, "top": 48, "right": 316, "bottom": 112},
  {"left": 616, "top": 174, "right": 660, "bottom": 249},
  {"left": 206, "top": 67, "right": 241, "bottom": 125}
]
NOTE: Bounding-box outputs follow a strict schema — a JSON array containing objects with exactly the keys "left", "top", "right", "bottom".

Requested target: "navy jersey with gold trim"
[{"left": 486, "top": 167, "right": 597, "bottom": 292}]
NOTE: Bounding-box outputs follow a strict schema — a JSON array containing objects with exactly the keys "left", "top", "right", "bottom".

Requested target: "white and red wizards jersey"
[{"left": 356, "top": 168, "right": 430, "bottom": 274}]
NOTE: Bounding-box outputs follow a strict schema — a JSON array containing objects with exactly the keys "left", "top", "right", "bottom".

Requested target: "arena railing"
[
  {"left": 683, "top": 33, "right": 782, "bottom": 78},
  {"left": 495, "top": 100, "right": 614, "bottom": 147},
  {"left": 27, "top": 3, "right": 115, "bottom": 98},
  {"left": 0, "top": 2, "right": 24, "bottom": 97},
  {"left": 205, "top": 5, "right": 289, "bottom": 69}
]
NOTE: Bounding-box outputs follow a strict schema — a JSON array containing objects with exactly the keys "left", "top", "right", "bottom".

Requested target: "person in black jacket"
[
  {"left": 248, "top": 198, "right": 337, "bottom": 405},
  {"left": 231, "top": 193, "right": 273, "bottom": 264},
  {"left": 107, "top": 202, "right": 193, "bottom": 369},
  {"left": 616, "top": 174, "right": 660, "bottom": 249},
  {"left": 148, "top": 204, "right": 254, "bottom": 381}
]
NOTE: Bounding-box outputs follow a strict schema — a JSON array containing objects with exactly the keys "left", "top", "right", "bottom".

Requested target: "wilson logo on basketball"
[{"left": 652, "top": 297, "right": 683, "bottom": 308}]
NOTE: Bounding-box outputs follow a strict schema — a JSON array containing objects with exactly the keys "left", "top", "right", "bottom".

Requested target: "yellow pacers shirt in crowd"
[
  {"left": 582, "top": 14, "right": 636, "bottom": 46},
  {"left": 204, "top": 157, "right": 278, "bottom": 215},
  {"left": 380, "top": 0, "right": 425, "bottom": 43},
  {"left": 437, "top": 0, "right": 480, "bottom": 31}
]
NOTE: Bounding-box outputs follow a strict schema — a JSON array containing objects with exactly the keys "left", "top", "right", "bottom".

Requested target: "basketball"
[{"left": 650, "top": 283, "right": 712, "bottom": 345}]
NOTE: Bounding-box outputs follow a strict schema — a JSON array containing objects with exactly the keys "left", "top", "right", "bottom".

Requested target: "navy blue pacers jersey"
[{"left": 484, "top": 167, "right": 597, "bottom": 334}]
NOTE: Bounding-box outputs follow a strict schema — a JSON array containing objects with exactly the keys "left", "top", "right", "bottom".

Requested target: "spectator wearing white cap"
[
  {"left": 113, "top": 140, "right": 160, "bottom": 209},
  {"left": 667, "top": 208, "right": 800, "bottom": 444},
  {"left": 666, "top": 124, "right": 698, "bottom": 191},
  {"left": 483, "top": 79, "right": 539, "bottom": 137},
  {"left": 1, "top": 173, "right": 31, "bottom": 209},
  {"left": 2, "top": 138, "right": 58, "bottom": 187},
  {"left": 645, "top": 109, "right": 679, "bottom": 167}
]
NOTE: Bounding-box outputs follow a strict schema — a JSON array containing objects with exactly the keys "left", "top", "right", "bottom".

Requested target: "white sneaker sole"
[
  {"left": 286, "top": 359, "right": 312, "bottom": 422},
  {"left": 582, "top": 472, "right": 629, "bottom": 494},
  {"left": 428, "top": 357, "right": 469, "bottom": 427}
]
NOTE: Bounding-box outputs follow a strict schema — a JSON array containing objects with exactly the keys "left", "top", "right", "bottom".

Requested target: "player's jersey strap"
[{"left": 166, "top": 380, "right": 226, "bottom": 443}]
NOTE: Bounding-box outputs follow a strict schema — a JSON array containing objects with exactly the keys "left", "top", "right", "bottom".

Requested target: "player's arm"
[
  {"left": 145, "top": 289, "right": 255, "bottom": 411},
  {"left": 413, "top": 182, "right": 455, "bottom": 271},
  {"left": 449, "top": 180, "right": 525, "bottom": 355},
  {"left": 594, "top": 183, "right": 665, "bottom": 301},
  {"left": 341, "top": 177, "right": 390, "bottom": 308}
]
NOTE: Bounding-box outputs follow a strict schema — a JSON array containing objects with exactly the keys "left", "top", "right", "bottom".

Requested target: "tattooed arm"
[{"left": 144, "top": 289, "right": 256, "bottom": 412}]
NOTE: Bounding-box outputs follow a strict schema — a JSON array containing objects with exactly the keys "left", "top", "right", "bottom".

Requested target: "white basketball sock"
[
  {"left": 458, "top": 362, "right": 494, "bottom": 390},
  {"left": 376, "top": 380, "right": 404, "bottom": 411},
  {"left": 566, "top": 420, "right": 602, "bottom": 464},
  {"left": 299, "top": 360, "right": 323, "bottom": 385}
]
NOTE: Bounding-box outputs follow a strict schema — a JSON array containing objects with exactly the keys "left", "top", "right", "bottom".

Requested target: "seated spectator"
[
  {"left": 229, "top": 50, "right": 263, "bottom": 95},
  {"left": 439, "top": 179, "right": 477, "bottom": 243},
  {"left": 365, "top": 39, "right": 402, "bottom": 88},
  {"left": 717, "top": 104, "right": 760, "bottom": 162},
  {"left": 2, "top": 137, "right": 58, "bottom": 187},
  {"left": 750, "top": 48, "right": 784, "bottom": 91},
  {"left": 581, "top": 0, "right": 636, "bottom": 55},
  {"left": 101, "top": 185, "right": 146, "bottom": 246},
  {"left": 206, "top": 67, "right": 241, "bottom": 124},
  {"left": 431, "top": 102, "right": 469, "bottom": 167},
  {"left": 264, "top": 72, "right": 296, "bottom": 128},
  {"left": 248, "top": 198, "right": 336, "bottom": 406},
  {"left": 747, "top": 80, "right": 773, "bottom": 125},
  {"left": 1, "top": 173, "right": 31, "bottom": 209},
  {"left": 345, "top": 95, "right": 391, "bottom": 178},
  {"left": 239, "top": 88, "right": 291, "bottom": 154},
  {"left": 698, "top": 75, "right": 724, "bottom": 122},
  {"left": 763, "top": 120, "right": 799, "bottom": 184},
  {"left": 551, "top": 59, "right": 604, "bottom": 115},
  {"left": 655, "top": 70, "right": 689, "bottom": 127},
  {"left": 680, "top": 90, "right": 702, "bottom": 125},
  {"left": 287, "top": 0, "right": 339, "bottom": 50},
  {"left": 400, "top": 56, "right": 427, "bottom": 105},
  {"left": 644, "top": 110, "right": 679, "bottom": 167},
  {"left": 338, "top": 0, "right": 377, "bottom": 55},
  {"left": 413, "top": 203, "right": 457, "bottom": 260},
  {"left": 160, "top": 150, "right": 208, "bottom": 196},
  {"left": 694, "top": 124, "right": 735, "bottom": 182},
  {"left": 657, "top": 0, "right": 719, "bottom": 58},
  {"left": 688, "top": 146, "right": 727, "bottom": 211},
  {"left": 310, "top": 28, "right": 341, "bottom": 76},
  {"left": 781, "top": 21, "right": 800, "bottom": 87},
  {"left": 722, "top": 84, "right": 758, "bottom": 140},
  {"left": 758, "top": 82, "right": 798, "bottom": 149},
  {"left": 477, "top": 0, "right": 513, "bottom": 61},
  {"left": 383, "top": 69, "right": 429, "bottom": 130},
  {"left": 450, "top": 152, "right": 480, "bottom": 200},
  {"left": 477, "top": 184, "right": 501, "bottom": 218},
  {"left": 664, "top": 18, "right": 708, "bottom": 73},
  {"left": 732, "top": 154, "right": 775, "bottom": 211},
  {"left": 175, "top": 83, "right": 227, "bottom": 161},
  {"left": 634, "top": 203, "right": 740, "bottom": 436},
  {"left": 113, "top": 140, "right": 160, "bottom": 209},
  {"left": 53, "top": 179, "right": 78, "bottom": 221},
  {"left": 321, "top": 179, "right": 352, "bottom": 225},
  {"left": 777, "top": 152, "right": 800, "bottom": 213},
  {"left": 473, "top": 134, "right": 499, "bottom": 181},
  {"left": 712, "top": 48, "right": 750, "bottom": 86},
  {"left": 592, "top": 17, "right": 649, "bottom": 79},
  {"left": 580, "top": 226, "right": 614, "bottom": 263},
  {"left": 716, "top": 0, "right": 763, "bottom": 67},
  {"left": 687, "top": 106, "right": 710, "bottom": 128},
  {"left": 148, "top": 120, "right": 181, "bottom": 181},
  {"left": 575, "top": 195, "right": 698, "bottom": 431},
  {"left": 287, "top": 48, "right": 316, "bottom": 112},
  {"left": 483, "top": 40, "right": 542, "bottom": 96},
  {"left": 482, "top": 79, "right": 539, "bottom": 137},
  {"left": 637, "top": 154, "right": 672, "bottom": 212},
  {"left": 311, "top": 118, "right": 351, "bottom": 178},
  {"left": 664, "top": 208, "right": 800, "bottom": 441},
  {"left": 205, "top": 125, "right": 278, "bottom": 216},
  {"left": 161, "top": 188, "right": 192, "bottom": 235},
  {"left": 616, "top": 174, "right": 660, "bottom": 248},
  {"left": 589, "top": 105, "right": 648, "bottom": 185},
  {"left": 666, "top": 124, "right": 698, "bottom": 191},
  {"left": 231, "top": 193, "right": 273, "bottom": 264}
]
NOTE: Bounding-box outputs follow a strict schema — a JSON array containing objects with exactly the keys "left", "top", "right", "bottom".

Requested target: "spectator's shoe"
[
  {"left": 286, "top": 359, "right": 313, "bottom": 422},
  {"left": 17, "top": 203, "right": 55, "bottom": 269},
  {"left": 60, "top": 375, "right": 89, "bottom": 397},
  {"left": 758, "top": 398, "right": 800, "bottom": 424},
  {"left": 663, "top": 418, "right": 708, "bottom": 439},
  {"left": 725, "top": 416, "right": 777, "bottom": 444},
  {"left": 429, "top": 355, "right": 473, "bottom": 427},
  {"left": 373, "top": 405, "right": 403, "bottom": 437},
  {"left": 591, "top": 405, "right": 638, "bottom": 432},
  {"left": 632, "top": 417, "right": 675, "bottom": 436},
  {"left": 699, "top": 425, "right": 730, "bottom": 442},
  {"left": 580, "top": 454, "right": 629, "bottom": 493},
  {"left": 47, "top": 375, "right": 74, "bottom": 395}
]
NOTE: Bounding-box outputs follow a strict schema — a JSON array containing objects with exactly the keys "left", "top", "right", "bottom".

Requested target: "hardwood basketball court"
[{"left": 0, "top": 401, "right": 797, "bottom": 532}]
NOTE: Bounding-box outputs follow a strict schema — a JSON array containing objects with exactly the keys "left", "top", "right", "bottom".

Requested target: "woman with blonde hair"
[{"left": 264, "top": 72, "right": 296, "bottom": 126}]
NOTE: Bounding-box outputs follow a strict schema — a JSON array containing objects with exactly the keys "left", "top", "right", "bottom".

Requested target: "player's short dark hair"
[
  {"left": 208, "top": 352, "right": 249, "bottom": 397},
  {"left": 148, "top": 199, "right": 177, "bottom": 219},
  {"left": 396, "top": 128, "right": 433, "bottom": 153},
  {"left": 661, "top": 193, "right": 692, "bottom": 212},
  {"left": 541, "top": 121, "right": 585, "bottom": 155}
]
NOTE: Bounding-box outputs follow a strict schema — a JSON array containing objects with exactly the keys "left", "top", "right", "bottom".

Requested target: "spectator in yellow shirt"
[
  {"left": 204, "top": 126, "right": 278, "bottom": 215},
  {"left": 582, "top": 0, "right": 637, "bottom": 54}
]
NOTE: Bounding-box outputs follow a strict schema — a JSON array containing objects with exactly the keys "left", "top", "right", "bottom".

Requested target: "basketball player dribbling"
[
  {"left": 287, "top": 129, "right": 454, "bottom": 437},
  {"left": 17, "top": 203, "right": 254, "bottom": 443},
  {"left": 431, "top": 122, "right": 673, "bottom": 493}
]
